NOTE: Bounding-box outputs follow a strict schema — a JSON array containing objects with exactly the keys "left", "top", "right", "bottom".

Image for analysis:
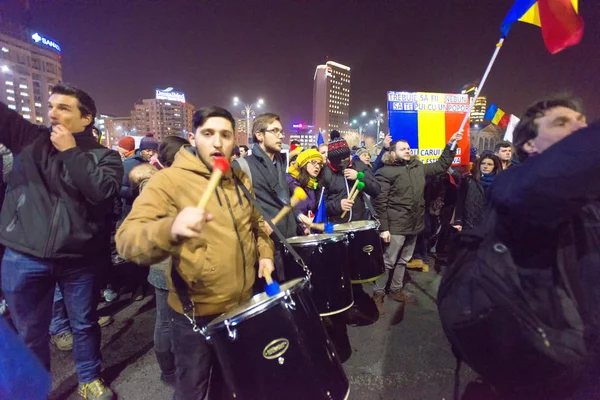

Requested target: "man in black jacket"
[
  {"left": 232, "top": 113, "right": 299, "bottom": 280},
  {"left": 0, "top": 84, "right": 122, "bottom": 400},
  {"left": 320, "top": 136, "right": 380, "bottom": 223},
  {"left": 489, "top": 96, "right": 600, "bottom": 397},
  {"left": 373, "top": 132, "right": 461, "bottom": 310}
]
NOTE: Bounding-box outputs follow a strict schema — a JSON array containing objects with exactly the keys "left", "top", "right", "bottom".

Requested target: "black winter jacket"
[
  {"left": 374, "top": 144, "right": 455, "bottom": 235},
  {"left": 454, "top": 175, "right": 488, "bottom": 231},
  {"left": 320, "top": 158, "right": 380, "bottom": 224},
  {"left": 0, "top": 102, "right": 123, "bottom": 259}
]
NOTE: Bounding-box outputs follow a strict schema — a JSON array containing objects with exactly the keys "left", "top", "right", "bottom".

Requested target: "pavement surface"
[{"left": 48, "top": 261, "right": 478, "bottom": 400}]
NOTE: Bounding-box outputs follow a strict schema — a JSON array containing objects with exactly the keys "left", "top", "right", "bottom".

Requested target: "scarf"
[
  {"left": 480, "top": 172, "right": 496, "bottom": 188},
  {"left": 288, "top": 164, "right": 318, "bottom": 190}
]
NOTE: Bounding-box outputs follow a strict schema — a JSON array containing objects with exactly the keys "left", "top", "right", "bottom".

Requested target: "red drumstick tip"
[{"left": 213, "top": 157, "right": 231, "bottom": 173}]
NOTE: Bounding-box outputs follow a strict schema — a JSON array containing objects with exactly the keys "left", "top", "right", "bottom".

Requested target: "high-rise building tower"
[
  {"left": 312, "top": 61, "right": 351, "bottom": 138},
  {"left": 129, "top": 88, "right": 194, "bottom": 141},
  {"left": 462, "top": 85, "right": 487, "bottom": 123},
  {"left": 0, "top": 6, "right": 63, "bottom": 126}
]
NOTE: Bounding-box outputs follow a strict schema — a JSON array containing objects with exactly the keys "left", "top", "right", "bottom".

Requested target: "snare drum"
[
  {"left": 334, "top": 220, "right": 385, "bottom": 283},
  {"left": 203, "top": 278, "right": 350, "bottom": 400},
  {"left": 283, "top": 234, "right": 353, "bottom": 316}
]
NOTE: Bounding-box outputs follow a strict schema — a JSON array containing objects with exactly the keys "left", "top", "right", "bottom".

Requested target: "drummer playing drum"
[{"left": 116, "top": 107, "right": 275, "bottom": 400}]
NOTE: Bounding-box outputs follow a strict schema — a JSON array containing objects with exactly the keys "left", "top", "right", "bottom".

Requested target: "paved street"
[{"left": 48, "top": 263, "right": 477, "bottom": 400}]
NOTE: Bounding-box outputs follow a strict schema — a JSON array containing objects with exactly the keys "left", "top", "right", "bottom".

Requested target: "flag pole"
[{"left": 451, "top": 37, "right": 505, "bottom": 150}]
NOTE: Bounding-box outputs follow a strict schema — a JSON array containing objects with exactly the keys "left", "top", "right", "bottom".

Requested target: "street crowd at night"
[{"left": 1, "top": 0, "right": 599, "bottom": 400}]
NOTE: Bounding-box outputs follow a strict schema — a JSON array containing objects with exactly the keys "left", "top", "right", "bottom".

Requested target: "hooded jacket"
[
  {"left": 0, "top": 102, "right": 123, "bottom": 259},
  {"left": 374, "top": 144, "right": 455, "bottom": 235},
  {"left": 116, "top": 147, "right": 274, "bottom": 316}
]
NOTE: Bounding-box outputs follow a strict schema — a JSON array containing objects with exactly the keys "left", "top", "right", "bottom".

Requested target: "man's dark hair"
[
  {"left": 252, "top": 113, "right": 281, "bottom": 142},
  {"left": 192, "top": 107, "right": 235, "bottom": 132},
  {"left": 494, "top": 141, "right": 513, "bottom": 153},
  {"left": 472, "top": 154, "right": 502, "bottom": 181},
  {"left": 390, "top": 139, "right": 409, "bottom": 152},
  {"left": 233, "top": 146, "right": 241, "bottom": 158},
  {"left": 289, "top": 154, "right": 298, "bottom": 167},
  {"left": 158, "top": 135, "right": 189, "bottom": 167},
  {"left": 290, "top": 140, "right": 301, "bottom": 147},
  {"left": 514, "top": 94, "right": 583, "bottom": 161},
  {"left": 50, "top": 83, "right": 96, "bottom": 127},
  {"left": 239, "top": 145, "right": 249, "bottom": 152}
]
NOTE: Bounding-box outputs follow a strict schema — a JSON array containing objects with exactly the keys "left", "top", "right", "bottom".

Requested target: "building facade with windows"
[
  {"left": 129, "top": 94, "right": 194, "bottom": 142},
  {"left": 312, "top": 61, "right": 351, "bottom": 138},
  {"left": 0, "top": 11, "right": 62, "bottom": 126}
]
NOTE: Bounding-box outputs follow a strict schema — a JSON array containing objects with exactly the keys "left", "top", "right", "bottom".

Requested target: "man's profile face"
[
  {"left": 495, "top": 146, "right": 512, "bottom": 162},
  {"left": 524, "top": 106, "right": 587, "bottom": 155},
  {"left": 239, "top": 147, "right": 247, "bottom": 157}
]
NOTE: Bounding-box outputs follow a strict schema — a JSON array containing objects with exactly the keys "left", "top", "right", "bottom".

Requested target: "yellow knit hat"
[{"left": 296, "top": 149, "right": 323, "bottom": 169}]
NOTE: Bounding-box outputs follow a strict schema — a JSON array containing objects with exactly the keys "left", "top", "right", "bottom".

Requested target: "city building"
[
  {"left": 104, "top": 116, "right": 135, "bottom": 149},
  {"left": 312, "top": 61, "right": 351, "bottom": 138},
  {"left": 235, "top": 117, "right": 249, "bottom": 146},
  {"left": 129, "top": 88, "right": 194, "bottom": 141},
  {"left": 462, "top": 85, "right": 487, "bottom": 123},
  {"left": 288, "top": 122, "right": 316, "bottom": 148},
  {"left": 0, "top": 7, "right": 62, "bottom": 126}
]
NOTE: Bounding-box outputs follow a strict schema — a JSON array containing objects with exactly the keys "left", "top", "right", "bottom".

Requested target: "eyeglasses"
[
  {"left": 264, "top": 128, "right": 284, "bottom": 136},
  {"left": 308, "top": 160, "right": 323, "bottom": 167}
]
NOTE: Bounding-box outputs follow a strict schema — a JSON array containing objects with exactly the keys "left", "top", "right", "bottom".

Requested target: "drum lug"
[
  {"left": 224, "top": 319, "right": 237, "bottom": 341},
  {"left": 283, "top": 290, "right": 296, "bottom": 310},
  {"left": 318, "top": 245, "right": 324, "bottom": 254},
  {"left": 350, "top": 232, "right": 355, "bottom": 240}
]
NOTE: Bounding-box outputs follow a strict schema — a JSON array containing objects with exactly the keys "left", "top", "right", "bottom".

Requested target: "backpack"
[{"left": 437, "top": 209, "right": 589, "bottom": 398}]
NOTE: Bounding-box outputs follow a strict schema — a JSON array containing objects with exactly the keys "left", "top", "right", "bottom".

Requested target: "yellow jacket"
[{"left": 116, "top": 147, "right": 274, "bottom": 316}]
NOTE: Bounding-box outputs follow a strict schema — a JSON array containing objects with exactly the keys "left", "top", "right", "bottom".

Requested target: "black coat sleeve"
[
  {"left": 374, "top": 170, "right": 391, "bottom": 232},
  {"left": 361, "top": 166, "right": 381, "bottom": 198},
  {"left": 423, "top": 144, "right": 456, "bottom": 177},
  {"left": 489, "top": 122, "right": 600, "bottom": 228},
  {"left": 58, "top": 147, "right": 124, "bottom": 205},
  {"left": 454, "top": 179, "right": 468, "bottom": 226},
  {"left": 0, "top": 102, "right": 43, "bottom": 155}
]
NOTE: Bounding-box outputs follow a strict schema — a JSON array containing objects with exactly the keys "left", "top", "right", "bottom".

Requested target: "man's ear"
[
  {"left": 188, "top": 132, "right": 195, "bottom": 144},
  {"left": 254, "top": 131, "right": 264, "bottom": 144}
]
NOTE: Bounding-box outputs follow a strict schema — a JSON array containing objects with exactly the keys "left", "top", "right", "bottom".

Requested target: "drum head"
[
  {"left": 333, "top": 220, "right": 379, "bottom": 233},
  {"left": 204, "top": 278, "right": 307, "bottom": 334},
  {"left": 285, "top": 233, "right": 346, "bottom": 247}
]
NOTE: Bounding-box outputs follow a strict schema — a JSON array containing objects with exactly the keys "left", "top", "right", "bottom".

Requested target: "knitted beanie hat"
[
  {"left": 117, "top": 136, "right": 135, "bottom": 151},
  {"left": 139, "top": 133, "right": 159, "bottom": 151},
  {"left": 327, "top": 138, "right": 350, "bottom": 161}
]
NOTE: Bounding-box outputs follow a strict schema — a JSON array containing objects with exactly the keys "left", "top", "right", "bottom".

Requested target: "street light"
[
  {"left": 232, "top": 97, "right": 265, "bottom": 145},
  {"left": 361, "top": 111, "right": 367, "bottom": 117}
]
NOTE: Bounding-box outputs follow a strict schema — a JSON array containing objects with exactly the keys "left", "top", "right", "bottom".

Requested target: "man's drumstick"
[
  {"left": 263, "top": 267, "right": 280, "bottom": 296},
  {"left": 272, "top": 187, "right": 307, "bottom": 225},
  {"left": 347, "top": 171, "right": 365, "bottom": 200},
  {"left": 197, "top": 157, "right": 231, "bottom": 209},
  {"left": 340, "top": 181, "right": 365, "bottom": 219}
]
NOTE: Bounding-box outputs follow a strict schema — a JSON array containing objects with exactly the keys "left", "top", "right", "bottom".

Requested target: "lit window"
[
  {"left": 36, "top": 116, "right": 43, "bottom": 122},
  {"left": 8, "top": 104, "right": 16, "bottom": 110},
  {"left": 1, "top": 47, "right": 8, "bottom": 53},
  {"left": 7, "top": 96, "right": 14, "bottom": 101},
  {"left": 23, "top": 114, "right": 31, "bottom": 119},
  {"left": 19, "top": 84, "right": 28, "bottom": 89},
  {"left": 20, "top": 92, "right": 29, "bottom": 96},
  {"left": 5, "top": 81, "right": 13, "bottom": 86},
  {"left": 22, "top": 107, "right": 30, "bottom": 112},
  {"left": 35, "top": 102, "right": 42, "bottom": 107}
]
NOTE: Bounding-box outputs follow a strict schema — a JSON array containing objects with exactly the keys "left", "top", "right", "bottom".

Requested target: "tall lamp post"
[
  {"left": 233, "top": 97, "right": 264, "bottom": 145},
  {"left": 350, "top": 108, "right": 386, "bottom": 148}
]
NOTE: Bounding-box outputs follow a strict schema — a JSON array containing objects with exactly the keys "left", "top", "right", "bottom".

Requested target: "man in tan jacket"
[{"left": 116, "top": 107, "right": 274, "bottom": 400}]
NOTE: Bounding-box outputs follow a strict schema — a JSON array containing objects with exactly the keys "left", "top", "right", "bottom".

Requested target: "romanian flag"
[
  {"left": 484, "top": 104, "right": 511, "bottom": 129},
  {"left": 500, "top": 0, "right": 584, "bottom": 54}
]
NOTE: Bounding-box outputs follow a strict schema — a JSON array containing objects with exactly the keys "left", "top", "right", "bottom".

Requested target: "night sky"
[{"left": 25, "top": 0, "right": 600, "bottom": 130}]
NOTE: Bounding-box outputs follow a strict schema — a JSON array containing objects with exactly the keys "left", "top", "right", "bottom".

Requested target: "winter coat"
[
  {"left": 286, "top": 175, "right": 317, "bottom": 217},
  {"left": 488, "top": 123, "right": 600, "bottom": 392},
  {"left": 120, "top": 150, "right": 146, "bottom": 219},
  {"left": 233, "top": 144, "right": 297, "bottom": 238},
  {"left": 374, "top": 144, "right": 455, "bottom": 235},
  {"left": 116, "top": 146, "right": 274, "bottom": 316},
  {"left": 0, "top": 102, "right": 123, "bottom": 260},
  {"left": 454, "top": 175, "right": 489, "bottom": 231},
  {"left": 320, "top": 158, "right": 380, "bottom": 224}
]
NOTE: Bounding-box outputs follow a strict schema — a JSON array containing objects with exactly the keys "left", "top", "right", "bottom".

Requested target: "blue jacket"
[{"left": 120, "top": 150, "right": 146, "bottom": 219}]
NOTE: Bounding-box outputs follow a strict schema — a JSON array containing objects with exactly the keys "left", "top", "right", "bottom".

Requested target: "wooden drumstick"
[
  {"left": 347, "top": 171, "right": 365, "bottom": 200},
  {"left": 340, "top": 181, "right": 365, "bottom": 219},
  {"left": 271, "top": 187, "right": 308, "bottom": 225},
  {"left": 197, "top": 157, "right": 231, "bottom": 209}
]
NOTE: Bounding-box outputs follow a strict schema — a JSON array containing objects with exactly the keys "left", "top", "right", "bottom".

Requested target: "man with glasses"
[{"left": 233, "top": 113, "right": 298, "bottom": 281}]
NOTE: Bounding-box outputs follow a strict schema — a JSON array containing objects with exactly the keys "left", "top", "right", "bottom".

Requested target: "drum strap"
[{"left": 232, "top": 174, "right": 310, "bottom": 277}]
